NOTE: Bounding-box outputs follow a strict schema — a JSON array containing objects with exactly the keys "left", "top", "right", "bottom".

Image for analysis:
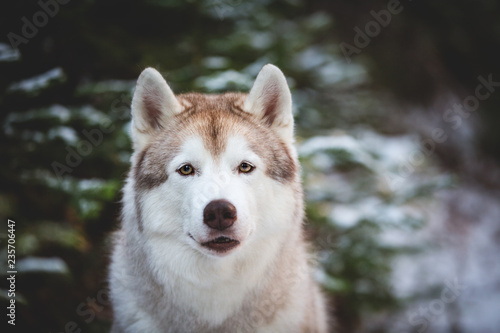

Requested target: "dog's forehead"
[
  {"left": 174, "top": 93, "right": 259, "bottom": 157},
  {"left": 176, "top": 92, "right": 247, "bottom": 118},
  {"left": 179, "top": 134, "right": 253, "bottom": 157}
]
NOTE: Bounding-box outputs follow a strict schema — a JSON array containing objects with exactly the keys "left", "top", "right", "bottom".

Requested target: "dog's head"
[{"left": 129, "top": 65, "right": 301, "bottom": 258}]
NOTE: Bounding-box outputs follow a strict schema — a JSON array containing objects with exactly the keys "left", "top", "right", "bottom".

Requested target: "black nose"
[{"left": 203, "top": 199, "right": 237, "bottom": 230}]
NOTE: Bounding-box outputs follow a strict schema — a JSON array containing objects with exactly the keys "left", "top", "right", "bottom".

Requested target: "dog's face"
[{"left": 129, "top": 65, "right": 299, "bottom": 258}]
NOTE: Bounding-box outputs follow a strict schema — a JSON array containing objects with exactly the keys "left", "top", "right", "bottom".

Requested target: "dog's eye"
[
  {"left": 239, "top": 162, "right": 254, "bottom": 174},
  {"left": 178, "top": 164, "right": 194, "bottom": 176}
]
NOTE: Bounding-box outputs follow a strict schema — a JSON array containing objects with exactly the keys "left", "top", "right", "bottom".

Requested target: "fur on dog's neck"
[{"left": 120, "top": 182, "right": 305, "bottom": 328}]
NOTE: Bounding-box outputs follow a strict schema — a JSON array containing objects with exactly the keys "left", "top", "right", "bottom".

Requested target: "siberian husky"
[{"left": 109, "top": 64, "right": 329, "bottom": 332}]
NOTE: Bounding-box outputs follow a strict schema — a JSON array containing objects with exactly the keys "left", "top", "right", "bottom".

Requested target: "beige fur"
[{"left": 109, "top": 65, "right": 330, "bottom": 332}]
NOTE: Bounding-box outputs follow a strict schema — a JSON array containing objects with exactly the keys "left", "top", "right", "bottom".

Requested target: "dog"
[{"left": 109, "top": 64, "right": 329, "bottom": 332}]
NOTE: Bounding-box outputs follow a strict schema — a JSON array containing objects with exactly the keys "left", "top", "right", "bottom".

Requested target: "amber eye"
[
  {"left": 239, "top": 162, "right": 254, "bottom": 173},
  {"left": 178, "top": 164, "right": 194, "bottom": 176}
]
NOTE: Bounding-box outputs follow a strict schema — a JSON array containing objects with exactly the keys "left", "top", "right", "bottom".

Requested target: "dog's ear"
[
  {"left": 130, "top": 67, "right": 182, "bottom": 151},
  {"left": 244, "top": 64, "right": 293, "bottom": 141}
]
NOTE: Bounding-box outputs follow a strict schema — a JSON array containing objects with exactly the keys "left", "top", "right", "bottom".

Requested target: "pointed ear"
[
  {"left": 130, "top": 67, "right": 182, "bottom": 151},
  {"left": 244, "top": 64, "right": 294, "bottom": 141}
]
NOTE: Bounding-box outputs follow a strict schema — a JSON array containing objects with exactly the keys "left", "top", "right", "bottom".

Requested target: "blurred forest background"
[{"left": 1, "top": 0, "right": 500, "bottom": 332}]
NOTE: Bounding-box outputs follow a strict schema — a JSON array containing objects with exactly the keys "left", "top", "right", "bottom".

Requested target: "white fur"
[
  {"left": 130, "top": 135, "right": 296, "bottom": 323},
  {"left": 109, "top": 65, "right": 329, "bottom": 333}
]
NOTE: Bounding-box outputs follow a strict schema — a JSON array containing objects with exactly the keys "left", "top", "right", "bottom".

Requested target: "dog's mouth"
[{"left": 201, "top": 236, "right": 240, "bottom": 253}]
